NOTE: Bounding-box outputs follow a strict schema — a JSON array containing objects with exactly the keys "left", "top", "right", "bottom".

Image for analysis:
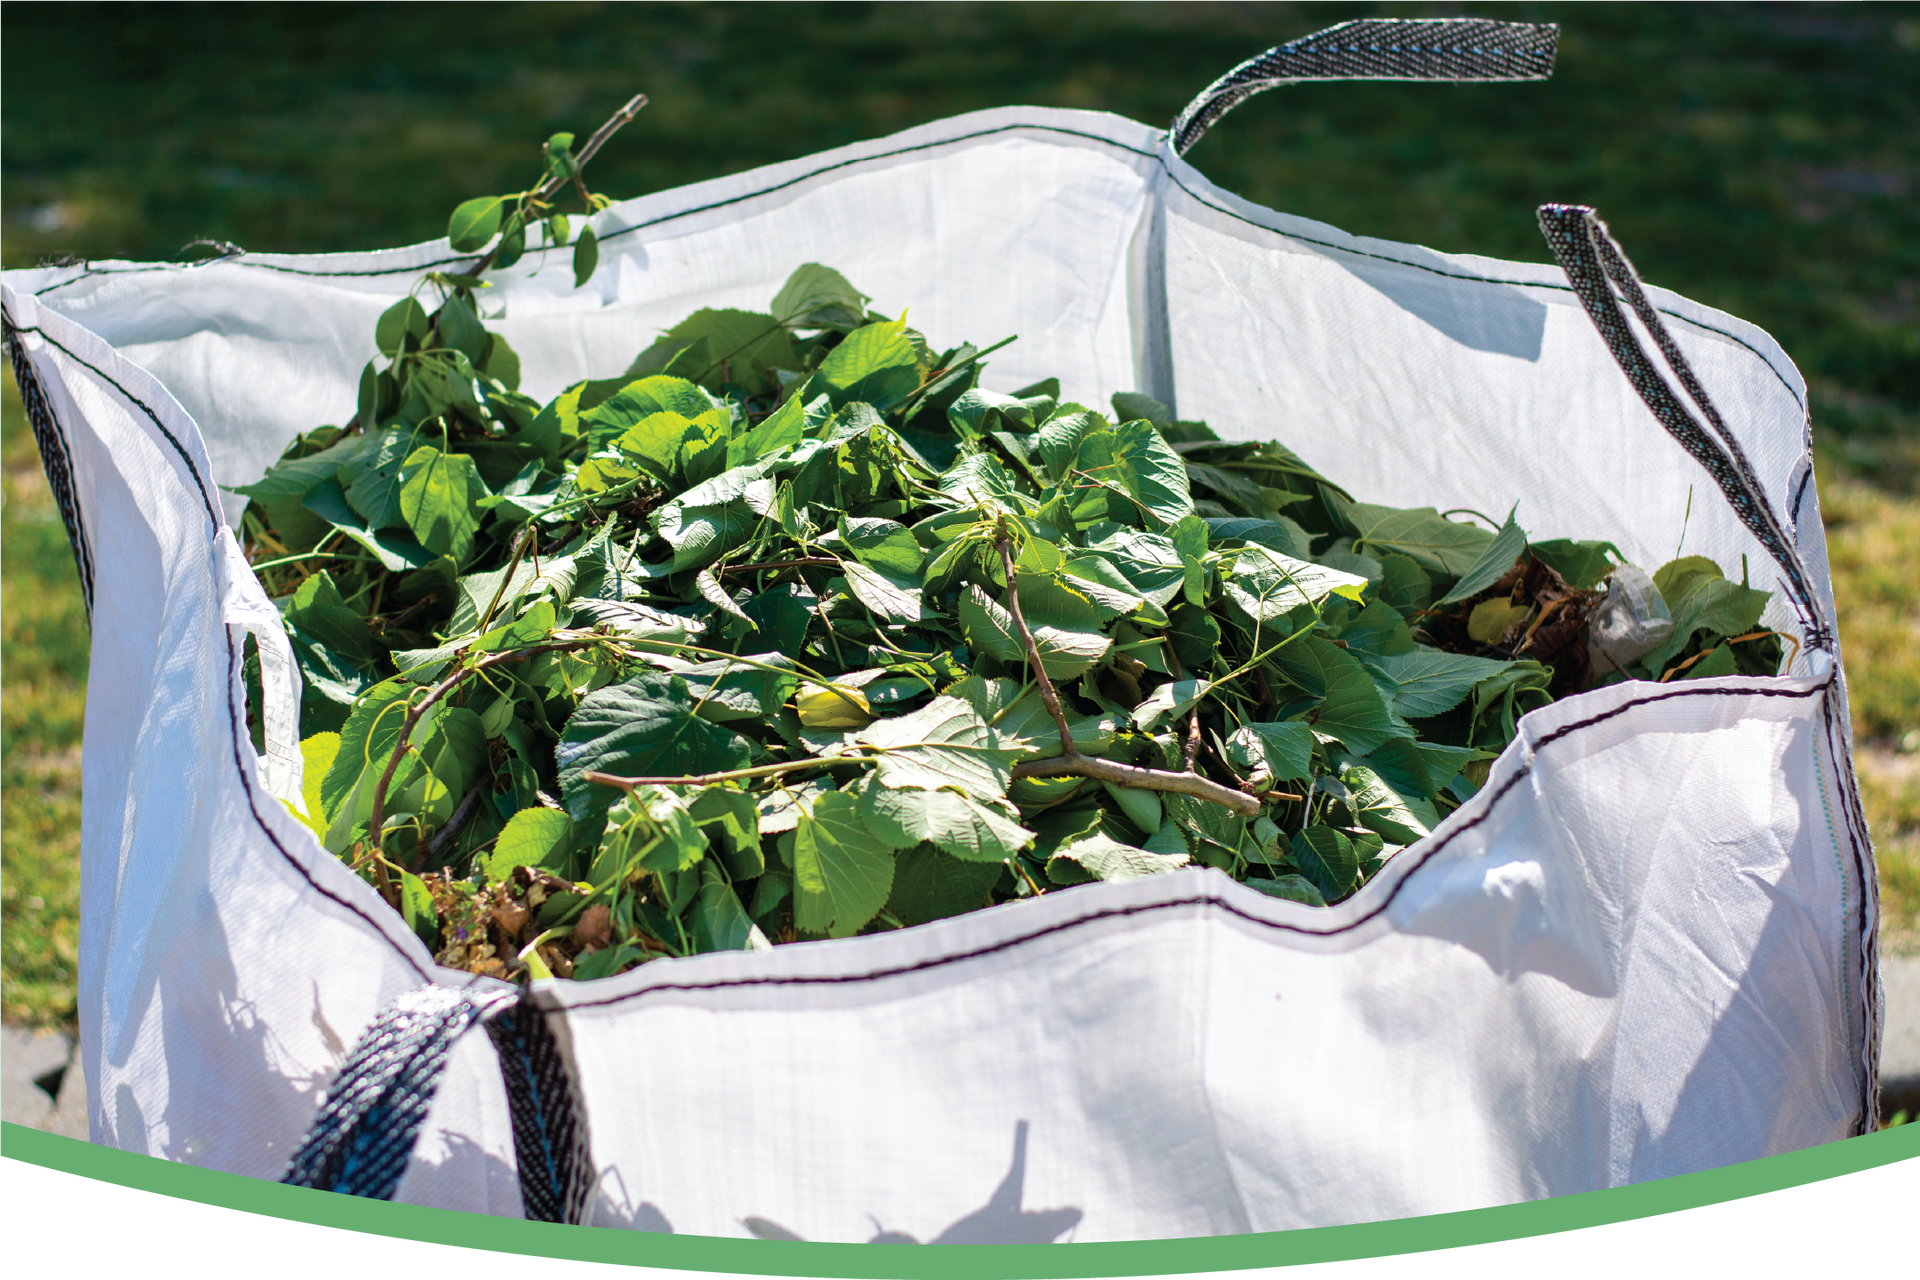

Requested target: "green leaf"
[
  {"left": 1045, "top": 832, "right": 1188, "bottom": 884},
  {"left": 1081, "top": 528, "right": 1187, "bottom": 608},
  {"left": 436, "top": 293, "right": 489, "bottom": 365},
  {"left": 842, "top": 562, "right": 925, "bottom": 624},
  {"left": 690, "top": 865, "right": 760, "bottom": 954},
  {"left": 447, "top": 196, "right": 508, "bottom": 253},
  {"left": 1335, "top": 598, "right": 1415, "bottom": 662},
  {"left": 860, "top": 784, "right": 1032, "bottom": 862},
  {"left": 572, "top": 223, "right": 599, "bottom": 288},
  {"left": 400, "top": 870, "right": 439, "bottom": 947},
  {"left": 375, "top": 296, "right": 430, "bottom": 357},
  {"left": 1224, "top": 546, "right": 1368, "bottom": 621},
  {"left": 556, "top": 672, "right": 753, "bottom": 826},
  {"left": 1132, "top": 679, "right": 1207, "bottom": 733},
  {"left": 282, "top": 569, "right": 375, "bottom": 667},
  {"left": 1205, "top": 517, "right": 1310, "bottom": 560},
  {"left": 1109, "top": 420, "right": 1195, "bottom": 527},
  {"left": 818, "top": 318, "right": 920, "bottom": 410},
  {"left": 1529, "top": 538, "right": 1620, "bottom": 590},
  {"left": 337, "top": 429, "right": 415, "bottom": 529},
  {"left": 1347, "top": 503, "right": 1496, "bottom": 579},
  {"left": 663, "top": 309, "right": 799, "bottom": 395},
  {"left": 1292, "top": 825, "right": 1358, "bottom": 901},
  {"left": 398, "top": 445, "right": 483, "bottom": 564},
  {"left": 543, "top": 131, "right": 579, "bottom": 182},
  {"left": 839, "top": 515, "right": 924, "bottom": 577},
  {"left": 301, "top": 478, "right": 433, "bottom": 572},
  {"left": 770, "top": 263, "right": 870, "bottom": 328},
  {"left": 1245, "top": 875, "right": 1325, "bottom": 906},
  {"left": 319, "top": 678, "right": 416, "bottom": 822},
  {"left": 1339, "top": 764, "right": 1433, "bottom": 847},
  {"left": 1227, "top": 721, "right": 1314, "bottom": 783},
  {"left": 1369, "top": 646, "right": 1513, "bottom": 719},
  {"left": 793, "top": 790, "right": 895, "bottom": 937},
  {"left": 1644, "top": 557, "right": 1772, "bottom": 672},
  {"left": 1434, "top": 507, "right": 1527, "bottom": 606},
  {"left": 1305, "top": 636, "right": 1410, "bottom": 755},
  {"left": 957, "top": 582, "right": 1112, "bottom": 681},
  {"left": 1467, "top": 597, "right": 1529, "bottom": 644},
  {"left": 885, "top": 845, "right": 1004, "bottom": 927},
  {"left": 1377, "top": 554, "right": 1433, "bottom": 614},
  {"left": 852, "top": 695, "right": 1026, "bottom": 798},
  {"left": 487, "top": 807, "right": 574, "bottom": 879},
  {"left": 675, "top": 653, "right": 800, "bottom": 722}
]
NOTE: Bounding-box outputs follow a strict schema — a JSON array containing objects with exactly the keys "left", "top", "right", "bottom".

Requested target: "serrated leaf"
[
  {"left": 1467, "top": 597, "right": 1530, "bottom": 644},
  {"left": 1228, "top": 721, "right": 1315, "bottom": 783},
  {"left": 852, "top": 695, "right": 1025, "bottom": 798},
  {"left": 885, "top": 844, "right": 1004, "bottom": 927},
  {"left": 1347, "top": 503, "right": 1495, "bottom": 578},
  {"left": 1435, "top": 508, "right": 1527, "bottom": 606},
  {"left": 860, "top": 785, "right": 1033, "bottom": 862},
  {"left": 487, "top": 807, "right": 574, "bottom": 880},
  {"left": 1369, "top": 646, "right": 1513, "bottom": 719},
  {"left": 793, "top": 790, "right": 895, "bottom": 937},
  {"left": 398, "top": 445, "right": 483, "bottom": 564},
  {"left": 1109, "top": 420, "right": 1195, "bottom": 527},
  {"left": 771, "top": 263, "right": 870, "bottom": 328},
  {"left": 556, "top": 672, "right": 753, "bottom": 826},
  {"left": 842, "top": 562, "right": 925, "bottom": 624},
  {"left": 1292, "top": 825, "right": 1358, "bottom": 901},
  {"left": 1132, "top": 679, "right": 1207, "bottom": 733},
  {"left": 1224, "top": 545, "right": 1368, "bottom": 620},
  {"left": 1339, "top": 764, "right": 1433, "bottom": 847},
  {"left": 690, "top": 864, "right": 757, "bottom": 953},
  {"left": 1529, "top": 538, "right": 1619, "bottom": 591},
  {"left": 818, "top": 318, "right": 920, "bottom": 410},
  {"left": 1046, "top": 832, "right": 1188, "bottom": 884},
  {"left": 957, "top": 582, "right": 1111, "bottom": 681},
  {"left": 1305, "top": 636, "right": 1410, "bottom": 755},
  {"left": 1245, "top": 875, "right": 1326, "bottom": 906}
]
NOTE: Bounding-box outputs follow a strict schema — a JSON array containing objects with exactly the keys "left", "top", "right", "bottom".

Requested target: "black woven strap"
[
  {"left": 2, "top": 308, "right": 96, "bottom": 621},
  {"left": 1536, "top": 204, "right": 1828, "bottom": 651},
  {"left": 1170, "top": 18, "right": 1558, "bottom": 155},
  {"left": 484, "top": 997, "right": 597, "bottom": 1223},
  {"left": 282, "top": 985, "right": 595, "bottom": 1220}
]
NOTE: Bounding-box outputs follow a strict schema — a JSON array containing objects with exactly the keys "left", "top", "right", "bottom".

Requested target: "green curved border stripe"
[{"left": 4, "top": 1121, "right": 1915, "bottom": 1275}]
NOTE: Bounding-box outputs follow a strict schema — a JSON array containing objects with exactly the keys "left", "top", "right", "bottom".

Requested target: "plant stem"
[
  {"left": 583, "top": 758, "right": 874, "bottom": 791},
  {"left": 994, "top": 532, "right": 1259, "bottom": 817}
]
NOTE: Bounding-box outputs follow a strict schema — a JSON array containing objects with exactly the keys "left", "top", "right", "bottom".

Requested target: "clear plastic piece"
[{"left": 1586, "top": 565, "right": 1674, "bottom": 675}]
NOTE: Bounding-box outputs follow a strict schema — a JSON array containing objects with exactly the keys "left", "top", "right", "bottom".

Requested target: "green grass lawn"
[{"left": 3, "top": 1, "right": 1916, "bottom": 1026}]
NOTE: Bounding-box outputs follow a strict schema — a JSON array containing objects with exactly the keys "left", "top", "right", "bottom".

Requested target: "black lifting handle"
[{"left": 1169, "top": 18, "right": 1558, "bottom": 156}]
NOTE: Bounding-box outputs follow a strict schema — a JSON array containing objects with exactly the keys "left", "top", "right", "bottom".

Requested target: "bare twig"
[
  {"left": 716, "top": 557, "right": 842, "bottom": 576},
  {"left": 583, "top": 758, "right": 872, "bottom": 791},
  {"left": 418, "top": 781, "right": 487, "bottom": 870},
  {"left": 368, "top": 640, "right": 607, "bottom": 851},
  {"left": 994, "top": 532, "right": 1259, "bottom": 818},
  {"left": 996, "top": 537, "right": 1076, "bottom": 754},
  {"left": 1011, "top": 755, "right": 1260, "bottom": 816}
]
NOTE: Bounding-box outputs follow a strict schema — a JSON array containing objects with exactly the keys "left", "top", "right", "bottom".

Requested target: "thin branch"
[
  {"left": 418, "top": 781, "right": 487, "bottom": 870},
  {"left": 996, "top": 531, "right": 1259, "bottom": 818},
  {"left": 996, "top": 536, "right": 1075, "bottom": 755},
  {"left": 368, "top": 640, "right": 607, "bottom": 851},
  {"left": 716, "top": 557, "right": 841, "bottom": 576},
  {"left": 1012, "top": 755, "right": 1260, "bottom": 816},
  {"left": 583, "top": 758, "right": 873, "bottom": 791},
  {"left": 468, "top": 92, "right": 648, "bottom": 275}
]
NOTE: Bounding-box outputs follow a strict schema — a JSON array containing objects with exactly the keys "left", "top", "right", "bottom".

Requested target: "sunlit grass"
[{"left": 1, "top": 368, "right": 88, "bottom": 1026}]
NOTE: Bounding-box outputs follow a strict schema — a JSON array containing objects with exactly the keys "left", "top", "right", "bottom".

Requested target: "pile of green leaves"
[{"left": 235, "top": 140, "right": 1783, "bottom": 983}]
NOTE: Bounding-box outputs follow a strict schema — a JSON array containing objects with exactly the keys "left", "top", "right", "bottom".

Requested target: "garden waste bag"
[{"left": 0, "top": 18, "right": 1883, "bottom": 1241}]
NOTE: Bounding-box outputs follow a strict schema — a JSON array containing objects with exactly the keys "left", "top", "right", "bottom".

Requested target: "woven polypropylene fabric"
[{"left": 1172, "top": 18, "right": 1558, "bottom": 154}]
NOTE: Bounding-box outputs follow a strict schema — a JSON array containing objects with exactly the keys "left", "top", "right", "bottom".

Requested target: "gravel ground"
[{"left": 7, "top": 955, "right": 1916, "bottom": 1137}]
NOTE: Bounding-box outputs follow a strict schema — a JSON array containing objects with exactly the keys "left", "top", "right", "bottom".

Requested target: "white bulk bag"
[{"left": 1, "top": 18, "right": 1881, "bottom": 1241}]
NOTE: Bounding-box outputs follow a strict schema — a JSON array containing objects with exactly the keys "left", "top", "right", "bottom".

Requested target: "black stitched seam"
[
  {"left": 556, "top": 679, "right": 1830, "bottom": 1012},
  {"left": 1819, "top": 697, "right": 1876, "bottom": 1134},
  {"left": 6, "top": 323, "right": 222, "bottom": 526},
  {"left": 16, "top": 121, "right": 1805, "bottom": 418},
  {"left": 222, "top": 621, "right": 437, "bottom": 982}
]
